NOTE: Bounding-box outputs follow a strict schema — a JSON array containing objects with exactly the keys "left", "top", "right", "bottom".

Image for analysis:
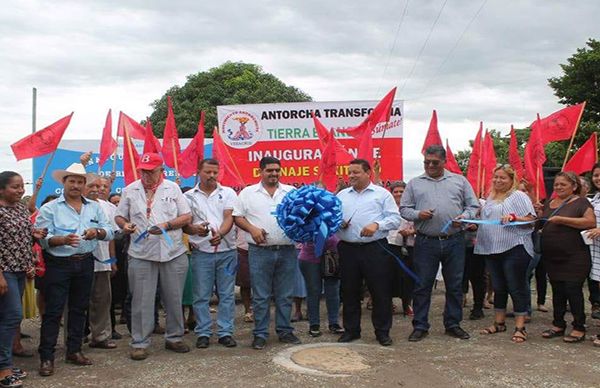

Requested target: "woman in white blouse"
[{"left": 584, "top": 163, "right": 600, "bottom": 347}]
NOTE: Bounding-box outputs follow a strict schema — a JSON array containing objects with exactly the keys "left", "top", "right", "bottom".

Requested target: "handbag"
[{"left": 320, "top": 249, "right": 341, "bottom": 278}]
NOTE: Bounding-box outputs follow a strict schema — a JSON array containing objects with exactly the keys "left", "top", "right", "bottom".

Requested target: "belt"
[
  {"left": 341, "top": 238, "right": 386, "bottom": 246},
  {"left": 249, "top": 244, "right": 293, "bottom": 250},
  {"left": 49, "top": 253, "right": 93, "bottom": 261},
  {"left": 417, "top": 231, "right": 464, "bottom": 241}
]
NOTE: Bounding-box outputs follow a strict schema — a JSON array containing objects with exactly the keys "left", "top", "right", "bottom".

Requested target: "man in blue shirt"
[
  {"left": 336, "top": 159, "right": 401, "bottom": 346},
  {"left": 35, "top": 163, "right": 113, "bottom": 377}
]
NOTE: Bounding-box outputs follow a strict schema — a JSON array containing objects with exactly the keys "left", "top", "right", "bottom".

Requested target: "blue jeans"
[
  {"left": 299, "top": 260, "right": 340, "bottom": 327},
  {"left": 485, "top": 245, "right": 531, "bottom": 315},
  {"left": 412, "top": 234, "right": 465, "bottom": 331},
  {"left": 0, "top": 272, "right": 25, "bottom": 371},
  {"left": 248, "top": 244, "right": 297, "bottom": 339},
  {"left": 190, "top": 249, "right": 237, "bottom": 338}
]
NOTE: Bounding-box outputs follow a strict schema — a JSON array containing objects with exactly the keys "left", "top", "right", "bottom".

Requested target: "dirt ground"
[{"left": 16, "top": 286, "right": 600, "bottom": 388}]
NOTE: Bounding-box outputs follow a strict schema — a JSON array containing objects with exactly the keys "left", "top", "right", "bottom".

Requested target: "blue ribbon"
[
  {"left": 376, "top": 240, "right": 421, "bottom": 284},
  {"left": 275, "top": 186, "right": 343, "bottom": 257},
  {"left": 441, "top": 218, "right": 538, "bottom": 234},
  {"left": 133, "top": 226, "right": 174, "bottom": 247},
  {"left": 95, "top": 257, "right": 117, "bottom": 264}
]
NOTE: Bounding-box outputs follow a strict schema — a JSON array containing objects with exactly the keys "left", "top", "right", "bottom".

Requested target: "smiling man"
[{"left": 35, "top": 163, "right": 114, "bottom": 377}]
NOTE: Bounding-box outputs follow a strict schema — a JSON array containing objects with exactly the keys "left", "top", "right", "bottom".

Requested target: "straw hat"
[{"left": 51, "top": 163, "right": 91, "bottom": 184}]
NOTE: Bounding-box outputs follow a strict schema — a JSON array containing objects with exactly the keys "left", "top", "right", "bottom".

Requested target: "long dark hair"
[{"left": 0, "top": 171, "right": 20, "bottom": 190}]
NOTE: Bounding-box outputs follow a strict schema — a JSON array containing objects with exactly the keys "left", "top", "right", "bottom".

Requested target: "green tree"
[{"left": 147, "top": 62, "right": 312, "bottom": 138}]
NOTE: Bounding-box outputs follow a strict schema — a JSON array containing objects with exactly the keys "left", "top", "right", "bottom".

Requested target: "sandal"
[
  {"left": 480, "top": 321, "right": 507, "bottom": 335},
  {"left": 563, "top": 333, "right": 585, "bottom": 343},
  {"left": 89, "top": 339, "right": 117, "bottom": 349},
  {"left": 593, "top": 335, "right": 600, "bottom": 347},
  {"left": 0, "top": 374, "right": 22, "bottom": 388},
  {"left": 243, "top": 312, "right": 254, "bottom": 323},
  {"left": 541, "top": 328, "right": 565, "bottom": 339},
  {"left": 512, "top": 327, "right": 527, "bottom": 343}
]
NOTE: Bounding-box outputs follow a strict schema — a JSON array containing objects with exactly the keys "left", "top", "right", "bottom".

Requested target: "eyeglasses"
[{"left": 423, "top": 160, "right": 441, "bottom": 166}]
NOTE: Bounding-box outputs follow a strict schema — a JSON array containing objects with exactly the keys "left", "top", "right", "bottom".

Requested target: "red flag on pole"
[
  {"left": 11, "top": 113, "right": 73, "bottom": 161},
  {"left": 213, "top": 129, "right": 245, "bottom": 188},
  {"left": 338, "top": 87, "right": 396, "bottom": 164},
  {"left": 508, "top": 125, "right": 525, "bottom": 181},
  {"left": 524, "top": 117, "right": 547, "bottom": 200},
  {"left": 466, "top": 122, "right": 483, "bottom": 196},
  {"left": 482, "top": 131, "right": 497, "bottom": 196},
  {"left": 143, "top": 119, "right": 162, "bottom": 154},
  {"left": 530, "top": 103, "right": 586, "bottom": 145},
  {"left": 421, "top": 110, "right": 443, "bottom": 154},
  {"left": 122, "top": 130, "right": 140, "bottom": 186},
  {"left": 162, "top": 96, "right": 181, "bottom": 169},
  {"left": 179, "top": 112, "right": 206, "bottom": 179},
  {"left": 313, "top": 115, "right": 353, "bottom": 165},
  {"left": 445, "top": 139, "right": 462, "bottom": 174},
  {"left": 98, "top": 110, "right": 117, "bottom": 167},
  {"left": 563, "top": 132, "right": 598, "bottom": 175},
  {"left": 117, "top": 112, "right": 146, "bottom": 140},
  {"left": 319, "top": 129, "right": 338, "bottom": 192}
]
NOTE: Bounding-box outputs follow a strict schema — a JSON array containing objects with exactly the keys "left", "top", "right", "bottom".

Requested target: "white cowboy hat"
[{"left": 51, "top": 163, "right": 91, "bottom": 184}]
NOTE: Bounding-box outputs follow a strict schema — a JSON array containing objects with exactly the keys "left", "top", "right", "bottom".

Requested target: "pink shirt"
[{"left": 298, "top": 236, "right": 340, "bottom": 263}]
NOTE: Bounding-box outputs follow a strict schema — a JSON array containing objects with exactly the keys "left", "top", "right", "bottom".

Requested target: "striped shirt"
[
  {"left": 590, "top": 193, "right": 600, "bottom": 281},
  {"left": 474, "top": 190, "right": 536, "bottom": 257}
]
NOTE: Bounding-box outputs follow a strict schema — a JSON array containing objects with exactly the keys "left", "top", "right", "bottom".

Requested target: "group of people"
[{"left": 1, "top": 145, "right": 600, "bottom": 387}]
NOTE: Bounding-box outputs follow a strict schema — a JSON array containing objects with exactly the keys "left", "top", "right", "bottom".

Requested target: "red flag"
[
  {"left": 143, "top": 119, "right": 162, "bottom": 154},
  {"left": 98, "top": 109, "right": 117, "bottom": 167},
  {"left": 482, "top": 131, "right": 497, "bottom": 196},
  {"left": 117, "top": 112, "right": 146, "bottom": 140},
  {"left": 162, "top": 96, "right": 181, "bottom": 169},
  {"left": 531, "top": 103, "right": 586, "bottom": 144},
  {"left": 179, "top": 112, "right": 206, "bottom": 179},
  {"left": 421, "top": 110, "right": 443, "bottom": 154},
  {"left": 319, "top": 129, "right": 338, "bottom": 191},
  {"left": 563, "top": 132, "right": 598, "bottom": 175},
  {"left": 11, "top": 113, "right": 73, "bottom": 161},
  {"left": 445, "top": 139, "right": 462, "bottom": 174},
  {"left": 122, "top": 130, "right": 140, "bottom": 186},
  {"left": 313, "top": 115, "right": 353, "bottom": 165},
  {"left": 524, "top": 118, "right": 547, "bottom": 200},
  {"left": 466, "top": 122, "right": 484, "bottom": 196},
  {"left": 213, "top": 129, "right": 245, "bottom": 188},
  {"left": 338, "top": 87, "right": 396, "bottom": 163},
  {"left": 508, "top": 125, "right": 524, "bottom": 181}
]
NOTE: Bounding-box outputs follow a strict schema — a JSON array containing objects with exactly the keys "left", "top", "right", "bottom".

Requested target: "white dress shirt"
[
  {"left": 116, "top": 179, "right": 190, "bottom": 262},
  {"left": 94, "top": 199, "right": 117, "bottom": 271},
  {"left": 184, "top": 184, "right": 237, "bottom": 253},
  {"left": 233, "top": 182, "right": 294, "bottom": 246}
]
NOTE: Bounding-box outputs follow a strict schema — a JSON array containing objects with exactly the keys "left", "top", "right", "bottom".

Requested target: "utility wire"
[{"left": 377, "top": 0, "right": 410, "bottom": 96}]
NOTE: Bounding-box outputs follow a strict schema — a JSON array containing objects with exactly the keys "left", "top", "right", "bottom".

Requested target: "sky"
[{"left": 1, "top": 0, "right": 599, "bottom": 191}]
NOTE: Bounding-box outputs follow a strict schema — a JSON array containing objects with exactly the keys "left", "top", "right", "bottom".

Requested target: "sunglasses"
[{"left": 423, "top": 160, "right": 441, "bottom": 166}]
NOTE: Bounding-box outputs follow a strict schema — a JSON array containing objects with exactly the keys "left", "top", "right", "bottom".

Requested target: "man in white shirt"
[
  {"left": 336, "top": 159, "right": 401, "bottom": 346},
  {"left": 233, "top": 157, "right": 300, "bottom": 350},
  {"left": 183, "top": 159, "right": 238, "bottom": 349},
  {"left": 115, "top": 153, "right": 192, "bottom": 361}
]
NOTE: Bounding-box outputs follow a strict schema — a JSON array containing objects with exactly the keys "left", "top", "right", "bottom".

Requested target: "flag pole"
[
  {"left": 111, "top": 137, "right": 119, "bottom": 177},
  {"left": 124, "top": 125, "right": 138, "bottom": 181},
  {"left": 476, "top": 128, "right": 483, "bottom": 198},
  {"left": 171, "top": 139, "right": 180, "bottom": 180},
  {"left": 535, "top": 168, "right": 540, "bottom": 203},
  {"left": 34, "top": 150, "right": 57, "bottom": 197},
  {"left": 561, "top": 101, "right": 587, "bottom": 170}
]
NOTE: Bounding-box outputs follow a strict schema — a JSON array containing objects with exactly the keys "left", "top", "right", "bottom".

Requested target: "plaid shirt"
[{"left": 590, "top": 193, "right": 600, "bottom": 281}]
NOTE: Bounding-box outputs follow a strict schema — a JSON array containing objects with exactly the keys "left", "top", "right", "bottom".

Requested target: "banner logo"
[{"left": 221, "top": 111, "right": 261, "bottom": 149}]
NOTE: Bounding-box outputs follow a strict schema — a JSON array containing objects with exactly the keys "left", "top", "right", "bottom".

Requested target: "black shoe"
[
  {"left": 591, "top": 305, "right": 600, "bottom": 320},
  {"left": 111, "top": 330, "right": 123, "bottom": 340},
  {"left": 445, "top": 326, "right": 470, "bottom": 339},
  {"left": 195, "top": 336, "right": 210, "bottom": 349},
  {"left": 309, "top": 325, "right": 322, "bottom": 338},
  {"left": 337, "top": 332, "right": 361, "bottom": 343},
  {"left": 251, "top": 336, "right": 266, "bottom": 350},
  {"left": 376, "top": 335, "right": 393, "bottom": 346},
  {"left": 469, "top": 309, "right": 485, "bottom": 320},
  {"left": 408, "top": 329, "right": 428, "bottom": 342},
  {"left": 328, "top": 324, "right": 344, "bottom": 334},
  {"left": 218, "top": 336, "right": 237, "bottom": 348},
  {"left": 279, "top": 332, "right": 301, "bottom": 345}
]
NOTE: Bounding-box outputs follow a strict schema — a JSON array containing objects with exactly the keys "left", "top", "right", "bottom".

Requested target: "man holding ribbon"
[
  {"left": 400, "top": 145, "right": 479, "bottom": 342},
  {"left": 115, "top": 152, "right": 192, "bottom": 361},
  {"left": 336, "top": 159, "right": 401, "bottom": 346},
  {"left": 183, "top": 158, "right": 238, "bottom": 349},
  {"left": 233, "top": 156, "right": 300, "bottom": 350},
  {"left": 35, "top": 163, "right": 114, "bottom": 376}
]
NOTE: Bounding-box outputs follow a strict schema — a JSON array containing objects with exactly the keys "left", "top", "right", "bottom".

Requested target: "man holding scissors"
[
  {"left": 183, "top": 158, "right": 238, "bottom": 349},
  {"left": 115, "top": 152, "right": 192, "bottom": 360}
]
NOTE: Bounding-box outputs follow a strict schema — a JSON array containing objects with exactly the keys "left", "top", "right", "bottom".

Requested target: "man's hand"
[
  {"left": 82, "top": 228, "right": 99, "bottom": 240},
  {"left": 451, "top": 215, "right": 465, "bottom": 228},
  {"left": 418, "top": 209, "right": 435, "bottom": 220},
  {"left": 188, "top": 223, "right": 210, "bottom": 237},
  {"left": 80, "top": 151, "right": 93, "bottom": 166},
  {"left": 360, "top": 222, "right": 379, "bottom": 237},
  {"left": 209, "top": 229, "right": 222, "bottom": 246},
  {"left": 63, "top": 233, "right": 81, "bottom": 247},
  {"left": 111, "top": 263, "right": 118, "bottom": 277},
  {"left": 121, "top": 223, "right": 137, "bottom": 235},
  {"left": 249, "top": 226, "right": 267, "bottom": 244}
]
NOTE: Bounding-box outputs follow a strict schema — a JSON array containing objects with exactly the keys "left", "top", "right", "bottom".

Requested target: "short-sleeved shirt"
[
  {"left": 299, "top": 235, "right": 340, "bottom": 263},
  {"left": 475, "top": 190, "right": 536, "bottom": 257},
  {"left": 0, "top": 202, "right": 33, "bottom": 272},
  {"left": 233, "top": 183, "right": 294, "bottom": 246},
  {"left": 93, "top": 199, "right": 118, "bottom": 272},
  {"left": 116, "top": 179, "right": 190, "bottom": 262},
  {"left": 184, "top": 184, "right": 237, "bottom": 253}
]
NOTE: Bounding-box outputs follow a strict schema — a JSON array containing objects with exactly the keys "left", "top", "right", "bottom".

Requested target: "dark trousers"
[
  {"left": 338, "top": 239, "right": 395, "bottom": 338},
  {"left": 39, "top": 255, "right": 94, "bottom": 361},
  {"left": 550, "top": 279, "right": 586, "bottom": 331},
  {"left": 412, "top": 233, "right": 465, "bottom": 331},
  {"left": 484, "top": 245, "right": 531, "bottom": 315},
  {"left": 462, "top": 246, "right": 486, "bottom": 311},
  {"left": 588, "top": 279, "right": 600, "bottom": 307},
  {"left": 535, "top": 259, "right": 548, "bottom": 305},
  {"left": 390, "top": 245, "right": 414, "bottom": 308}
]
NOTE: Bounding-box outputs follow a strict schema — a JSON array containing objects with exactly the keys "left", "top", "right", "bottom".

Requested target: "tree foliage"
[{"left": 147, "top": 62, "right": 312, "bottom": 138}]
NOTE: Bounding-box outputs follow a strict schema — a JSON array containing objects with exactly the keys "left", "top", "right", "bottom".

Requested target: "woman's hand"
[
  {"left": 0, "top": 273, "right": 7, "bottom": 296},
  {"left": 587, "top": 228, "right": 600, "bottom": 239}
]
